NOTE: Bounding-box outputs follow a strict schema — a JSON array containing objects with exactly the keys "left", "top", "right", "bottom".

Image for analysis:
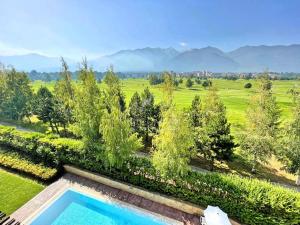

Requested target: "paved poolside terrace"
[{"left": 12, "top": 172, "right": 200, "bottom": 225}]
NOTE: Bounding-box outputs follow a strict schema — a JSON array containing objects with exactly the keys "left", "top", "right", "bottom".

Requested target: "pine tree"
[
  {"left": 195, "top": 88, "right": 235, "bottom": 170},
  {"left": 185, "top": 78, "right": 193, "bottom": 88},
  {"left": 189, "top": 95, "right": 201, "bottom": 127},
  {"left": 129, "top": 92, "right": 142, "bottom": 136}
]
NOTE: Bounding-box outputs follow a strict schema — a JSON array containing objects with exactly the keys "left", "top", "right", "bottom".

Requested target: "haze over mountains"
[{"left": 1, "top": 44, "right": 300, "bottom": 73}]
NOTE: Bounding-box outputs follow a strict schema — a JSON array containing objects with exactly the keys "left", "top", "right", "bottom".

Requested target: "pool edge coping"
[
  {"left": 23, "top": 187, "right": 183, "bottom": 225},
  {"left": 64, "top": 164, "right": 241, "bottom": 225}
]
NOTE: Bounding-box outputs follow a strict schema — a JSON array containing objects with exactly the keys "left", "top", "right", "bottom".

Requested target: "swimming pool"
[{"left": 29, "top": 189, "right": 170, "bottom": 225}]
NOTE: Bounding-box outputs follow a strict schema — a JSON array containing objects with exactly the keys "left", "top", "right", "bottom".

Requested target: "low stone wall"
[{"left": 64, "top": 165, "right": 241, "bottom": 225}]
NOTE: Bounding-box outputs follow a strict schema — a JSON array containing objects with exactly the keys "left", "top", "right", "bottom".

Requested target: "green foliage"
[
  {"left": 185, "top": 78, "right": 194, "bottom": 88},
  {"left": 152, "top": 106, "right": 194, "bottom": 178},
  {"left": 161, "top": 72, "right": 174, "bottom": 108},
  {"left": 128, "top": 92, "right": 143, "bottom": 135},
  {"left": 244, "top": 82, "right": 252, "bottom": 88},
  {"left": 279, "top": 90, "right": 300, "bottom": 176},
  {"left": 189, "top": 95, "right": 201, "bottom": 127},
  {"left": 128, "top": 88, "right": 160, "bottom": 145},
  {"left": 195, "top": 77, "right": 201, "bottom": 84},
  {"left": 149, "top": 74, "right": 164, "bottom": 85},
  {"left": 0, "top": 125, "right": 299, "bottom": 225},
  {"left": 0, "top": 67, "right": 33, "bottom": 120},
  {"left": 34, "top": 86, "right": 68, "bottom": 134},
  {"left": 0, "top": 149, "right": 57, "bottom": 181},
  {"left": 240, "top": 75, "right": 280, "bottom": 172},
  {"left": 54, "top": 57, "right": 75, "bottom": 125},
  {"left": 202, "top": 79, "right": 212, "bottom": 88},
  {"left": 101, "top": 104, "right": 142, "bottom": 168},
  {"left": 103, "top": 67, "right": 126, "bottom": 112},
  {"left": 74, "top": 61, "right": 104, "bottom": 150},
  {"left": 194, "top": 88, "right": 235, "bottom": 168}
]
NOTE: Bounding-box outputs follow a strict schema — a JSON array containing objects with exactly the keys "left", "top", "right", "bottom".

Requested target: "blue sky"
[{"left": 0, "top": 0, "right": 299, "bottom": 59}]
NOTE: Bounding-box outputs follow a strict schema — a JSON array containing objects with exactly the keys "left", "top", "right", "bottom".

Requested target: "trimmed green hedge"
[
  {"left": 0, "top": 125, "right": 299, "bottom": 225},
  {"left": 0, "top": 150, "right": 57, "bottom": 181}
]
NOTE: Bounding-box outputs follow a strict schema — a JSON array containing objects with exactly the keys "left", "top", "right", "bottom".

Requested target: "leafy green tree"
[
  {"left": 202, "top": 80, "right": 212, "bottom": 88},
  {"left": 0, "top": 66, "right": 7, "bottom": 115},
  {"left": 34, "top": 86, "right": 67, "bottom": 133},
  {"left": 101, "top": 69, "right": 141, "bottom": 168},
  {"left": 103, "top": 67, "right": 126, "bottom": 112},
  {"left": 240, "top": 75, "right": 280, "bottom": 173},
  {"left": 195, "top": 78, "right": 201, "bottom": 84},
  {"left": 178, "top": 78, "right": 183, "bottom": 84},
  {"left": 279, "top": 89, "right": 300, "bottom": 185},
  {"left": 152, "top": 106, "right": 194, "bottom": 178},
  {"left": 101, "top": 103, "right": 142, "bottom": 169},
  {"left": 149, "top": 74, "right": 163, "bottom": 85},
  {"left": 54, "top": 57, "right": 75, "bottom": 125},
  {"left": 161, "top": 72, "right": 174, "bottom": 109},
  {"left": 195, "top": 88, "right": 235, "bottom": 170},
  {"left": 185, "top": 78, "right": 194, "bottom": 88},
  {"left": 74, "top": 60, "right": 104, "bottom": 150},
  {"left": 152, "top": 73, "right": 194, "bottom": 178},
  {"left": 1, "top": 68, "right": 33, "bottom": 120}
]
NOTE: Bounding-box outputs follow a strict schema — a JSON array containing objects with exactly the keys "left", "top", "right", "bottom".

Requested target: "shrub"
[
  {"left": 0, "top": 150, "right": 57, "bottom": 181},
  {"left": 0, "top": 125, "right": 299, "bottom": 225},
  {"left": 185, "top": 78, "right": 193, "bottom": 88},
  {"left": 244, "top": 83, "right": 252, "bottom": 88}
]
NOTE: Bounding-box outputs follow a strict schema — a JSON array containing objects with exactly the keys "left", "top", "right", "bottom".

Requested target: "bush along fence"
[{"left": 0, "top": 125, "right": 299, "bottom": 225}]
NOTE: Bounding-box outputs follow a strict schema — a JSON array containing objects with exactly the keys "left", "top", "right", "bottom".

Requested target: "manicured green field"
[
  {"left": 32, "top": 78, "right": 300, "bottom": 134},
  {"left": 0, "top": 168, "right": 44, "bottom": 214}
]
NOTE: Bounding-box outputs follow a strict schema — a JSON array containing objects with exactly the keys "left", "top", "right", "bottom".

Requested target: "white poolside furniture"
[{"left": 200, "top": 206, "right": 232, "bottom": 225}]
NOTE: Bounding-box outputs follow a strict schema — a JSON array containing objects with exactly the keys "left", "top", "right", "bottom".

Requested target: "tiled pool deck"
[{"left": 12, "top": 173, "right": 200, "bottom": 225}]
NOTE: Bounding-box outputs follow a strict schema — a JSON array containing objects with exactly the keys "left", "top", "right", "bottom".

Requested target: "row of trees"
[{"left": 0, "top": 61, "right": 299, "bottom": 182}]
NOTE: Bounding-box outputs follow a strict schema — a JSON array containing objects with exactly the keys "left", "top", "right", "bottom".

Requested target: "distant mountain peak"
[{"left": 1, "top": 44, "right": 300, "bottom": 72}]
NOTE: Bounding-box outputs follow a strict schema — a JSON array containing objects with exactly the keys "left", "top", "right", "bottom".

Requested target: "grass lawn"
[
  {"left": 32, "top": 78, "right": 300, "bottom": 135},
  {"left": 0, "top": 168, "right": 44, "bottom": 215}
]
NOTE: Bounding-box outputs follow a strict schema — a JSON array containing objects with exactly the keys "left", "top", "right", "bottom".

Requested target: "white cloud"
[{"left": 179, "top": 42, "right": 187, "bottom": 47}]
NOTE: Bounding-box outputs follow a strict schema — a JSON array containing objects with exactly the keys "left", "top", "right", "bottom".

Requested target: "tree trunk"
[
  {"left": 251, "top": 155, "right": 257, "bottom": 174},
  {"left": 209, "top": 158, "right": 214, "bottom": 171},
  {"left": 296, "top": 169, "right": 300, "bottom": 186},
  {"left": 49, "top": 121, "right": 55, "bottom": 133},
  {"left": 54, "top": 123, "right": 60, "bottom": 134}
]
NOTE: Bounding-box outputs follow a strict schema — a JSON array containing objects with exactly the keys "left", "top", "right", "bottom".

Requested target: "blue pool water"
[{"left": 30, "top": 189, "right": 169, "bottom": 225}]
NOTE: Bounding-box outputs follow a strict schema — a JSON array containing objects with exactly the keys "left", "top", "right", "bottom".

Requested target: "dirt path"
[
  {"left": 0, "top": 121, "right": 34, "bottom": 132},
  {"left": 136, "top": 152, "right": 300, "bottom": 192}
]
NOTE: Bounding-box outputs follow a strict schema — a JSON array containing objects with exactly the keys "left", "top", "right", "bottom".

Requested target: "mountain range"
[{"left": 1, "top": 44, "right": 300, "bottom": 72}]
